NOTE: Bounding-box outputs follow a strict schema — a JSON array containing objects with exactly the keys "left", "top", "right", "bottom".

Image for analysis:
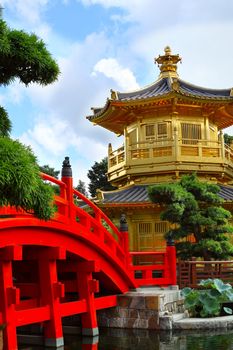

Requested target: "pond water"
[{"left": 19, "top": 328, "right": 233, "bottom": 350}]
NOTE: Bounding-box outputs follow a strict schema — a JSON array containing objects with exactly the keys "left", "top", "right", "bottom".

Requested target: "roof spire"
[{"left": 155, "top": 46, "right": 181, "bottom": 78}]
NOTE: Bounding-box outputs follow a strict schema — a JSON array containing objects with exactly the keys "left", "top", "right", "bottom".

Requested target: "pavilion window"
[
  {"left": 129, "top": 129, "right": 137, "bottom": 145},
  {"left": 157, "top": 122, "right": 168, "bottom": 139},
  {"left": 145, "top": 124, "right": 155, "bottom": 138},
  {"left": 181, "top": 123, "right": 201, "bottom": 144},
  {"left": 145, "top": 122, "right": 168, "bottom": 141}
]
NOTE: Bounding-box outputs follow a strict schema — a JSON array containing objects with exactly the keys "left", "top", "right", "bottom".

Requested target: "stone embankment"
[
  {"left": 97, "top": 286, "right": 184, "bottom": 330},
  {"left": 98, "top": 286, "right": 233, "bottom": 330}
]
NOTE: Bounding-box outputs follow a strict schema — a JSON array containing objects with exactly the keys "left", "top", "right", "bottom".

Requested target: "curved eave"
[
  {"left": 88, "top": 88, "right": 233, "bottom": 124},
  {"left": 87, "top": 91, "right": 174, "bottom": 121},
  {"left": 98, "top": 184, "right": 233, "bottom": 206},
  {"left": 86, "top": 92, "right": 174, "bottom": 134},
  {"left": 87, "top": 98, "right": 111, "bottom": 122},
  {"left": 86, "top": 76, "right": 233, "bottom": 132},
  {"left": 177, "top": 88, "right": 233, "bottom": 103},
  {"left": 178, "top": 78, "right": 232, "bottom": 99},
  {"left": 98, "top": 202, "right": 155, "bottom": 208}
]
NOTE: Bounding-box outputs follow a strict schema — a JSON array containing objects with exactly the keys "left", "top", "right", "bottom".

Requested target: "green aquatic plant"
[{"left": 182, "top": 278, "right": 233, "bottom": 318}]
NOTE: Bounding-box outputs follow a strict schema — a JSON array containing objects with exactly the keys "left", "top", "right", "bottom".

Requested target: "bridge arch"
[
  {"left": 0, "top": 158, "right": 176, "bottom": 349},
  {"left": 0, "top": 220, "right": 135, "bottom": 293},
  {"left": 0, "top": 162, "right": 137, "bottom": 349}
]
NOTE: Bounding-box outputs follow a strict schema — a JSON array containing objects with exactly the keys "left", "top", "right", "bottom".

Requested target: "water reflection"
[
  {"left": 19, "top": 328, "right": 233, "bottom": 350},
  {"left": 63, "top": 328, "right": 233, "bottom": 350}
]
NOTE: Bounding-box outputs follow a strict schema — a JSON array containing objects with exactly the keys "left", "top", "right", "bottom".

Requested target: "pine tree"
[
  {"left": 148, "top": 173, "right": 233, "bottom": 260},
  {"left": 0, "top": 19, "right": 59, "bottom": 135},
  {"left": 0, "top": 19, "right": 59, "bottom": 220},
  {"left": 87, "top": 157, "right": 116, "bottom": 197},
  {"left": 75, "top": 180, "right": 88, "bottom": 197}
]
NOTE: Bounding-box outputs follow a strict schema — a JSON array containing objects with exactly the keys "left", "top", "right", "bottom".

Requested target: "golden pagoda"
[{"left": 87, "top": 47, "right": 233, "bottom": 253}]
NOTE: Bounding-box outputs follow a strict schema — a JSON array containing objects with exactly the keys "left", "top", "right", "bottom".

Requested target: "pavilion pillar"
[
  {"left": 77, "top": 261, "right": 100, "bottom": 336},
  {"left": 0, "top": 246, "right": 22, "bottom": 350},
  {"left": 219, "top": 130, "right": 225, "bottom": 159},
  {"left": 38, "top": 247, "right": 65, "bottom": 348},
  {"left": 119, "top": 214, "right": 131, "bottom": 267}
]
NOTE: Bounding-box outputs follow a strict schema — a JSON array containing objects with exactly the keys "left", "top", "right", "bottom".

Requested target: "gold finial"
[
  {"left": 155, "top": 46, "right": 181, "bottom": 78},
  {"left": 110, "top": 89, "right": 117, "bottom": 100}
]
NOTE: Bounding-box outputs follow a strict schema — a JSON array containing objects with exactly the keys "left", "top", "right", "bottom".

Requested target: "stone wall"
[{"left": 98, "top": 288, "right": 184, "bottom": 330}]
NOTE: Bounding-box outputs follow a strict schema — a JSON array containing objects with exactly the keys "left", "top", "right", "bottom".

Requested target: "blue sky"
[{"left": 1, "top": 0, "right": 233, "bottom": 186}]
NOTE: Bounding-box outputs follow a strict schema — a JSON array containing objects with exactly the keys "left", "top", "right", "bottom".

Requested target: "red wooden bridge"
[{"left": 0, "top": 158, "right": 176, "bottom": 349}]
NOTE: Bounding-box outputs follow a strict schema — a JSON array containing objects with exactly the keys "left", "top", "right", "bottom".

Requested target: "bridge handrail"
[
  {"left": 40, "top": 172, "right": 123, "bottom": 246},
  {"left": 41, "top": 173, "right": 67, "bottom": 188},
  {"left": 73, "top": 188, "right": 122, "bottom": 243}
]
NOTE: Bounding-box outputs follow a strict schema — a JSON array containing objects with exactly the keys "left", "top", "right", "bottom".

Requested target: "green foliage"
[
  {"left": 182, "top": 279, "right": 233, "bottom": 318},
  {"left": 39, "top": 164, "right": 60, "bottom": 179},
  {"left": 224, "top": 133, "right": 233, "bottom": 146},
  {"left": 39, "top": 164, "right": 60, "bottom": 195},
  {"left": 0, "top": 106, "right": 11, "bottom": 136},
  {"left": 0, "top": 137, "right": 55, "bottom": 220},
  {"left": 0, "top": 19, "right": 59, "bottom": 86},
  {"left": 0, "top": 19, "right": 60, "bottom": 219},
  {"left": 87, "top": 157, "right": 116, "bottom": 197},
  {"left": 75, "top": 180, "right": 88, "bottom": 197},
  {"left": 148, "top": 173, "right": 233, "bottom": 260}
]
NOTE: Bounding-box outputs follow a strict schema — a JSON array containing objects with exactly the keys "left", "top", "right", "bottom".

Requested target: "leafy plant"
[{"left": 182, "top": 278, "right": 233, "bottom": 317}]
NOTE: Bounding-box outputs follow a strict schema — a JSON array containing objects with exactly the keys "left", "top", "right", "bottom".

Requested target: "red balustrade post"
[
  {"left": 38, "top": 247, "right": 65, "bottom": 348},
  {"left": 119, "top": 214, "right": 131, "bottom": 268},
  {"left": 166, "top": 237, "right": 177, "bottom": 285},
  {"left": 61, "top": 157, "right": 75, "bottom": 222},
  {"left": 0, "top": 246, "right": 22, "bottom": 350},
  {"left": 77, "top": 261, "right": 100, "bottom": 336}
]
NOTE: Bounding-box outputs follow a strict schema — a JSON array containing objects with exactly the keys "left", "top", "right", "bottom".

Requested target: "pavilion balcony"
[{"left": 108, "top": 137, "right": 233, "bottom": 184}]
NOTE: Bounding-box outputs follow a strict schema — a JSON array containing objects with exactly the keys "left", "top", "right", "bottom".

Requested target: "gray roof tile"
[
  {"left": 116, "top": 77, "right": 232, "bottom": 102},
  {"left": 118, "top": 79, "right": 170, "bottom": 101},
  {"left": 102, "top": 184, "right": 233, "bottom": 204},
  {"left": 179, "top": 80, "right": 231, "bottom": 98}
]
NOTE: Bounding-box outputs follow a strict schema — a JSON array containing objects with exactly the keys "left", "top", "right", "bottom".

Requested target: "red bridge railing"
[
  {"left": 0, "top": 168, "right": 177, "bottom": 288},
  {"left": 129, "top": 249, "right": 177, "bottom": 287}
]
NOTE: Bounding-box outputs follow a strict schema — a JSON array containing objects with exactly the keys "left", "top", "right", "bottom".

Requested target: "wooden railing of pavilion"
[
  {"left": 108, "top": 139, "right": 233, "bottom": 169},
  {"left": 177, "top": 260, "right": 233, "bottom": 289}
]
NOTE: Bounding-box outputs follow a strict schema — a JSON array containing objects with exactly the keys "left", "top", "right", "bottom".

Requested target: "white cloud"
[
  {"left": 3, "top": 0, "right": 233, "bottom": 191},
  {"left": 24, "top": 32, "right": 121, "bottom": 142},
  {"left": 2, "top": 0, "right": 49, "bottom": 25},
  {"left": 19, "top": 114, "right": 118, "bottom": 185},
  {"left": 25, "top": 118, "right": 76, "bottom": 156},
  {"left": 80, "top": 0, "right": 136, "bottom": 8},
  {"left": 78, "top": 0, "right": 233, "bottom": 26},
  {"left": 7, "top": 83, "right": 26, "bottom": 104},
  {"left": 93, "top": 58, "right": 139, "bottom": 91}
]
